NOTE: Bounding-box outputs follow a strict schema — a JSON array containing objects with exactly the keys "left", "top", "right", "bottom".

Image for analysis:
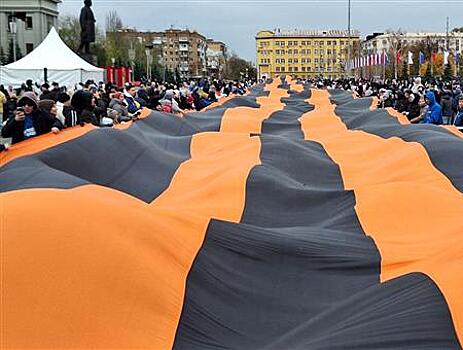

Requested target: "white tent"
[{"left": 0, "top": 27, "right": 104, "bottom": 87}]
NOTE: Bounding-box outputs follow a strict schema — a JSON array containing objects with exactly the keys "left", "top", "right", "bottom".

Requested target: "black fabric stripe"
[
  {"left": 260, "top": 85, "right": 313, "bottom": 138},
  {"left": 0, "top": 115, "right": 192, "bottom": 202},
  {"left": 183, "top": 83, "right": 269, "bottom": 132},
  {"left": 184, "top": 95, "right": 262, "bottom": 132},
  {"left": 173, "top": 88, "right": 461, "bottom": 349},
  {"left": 0, "top": 84, "right": 268, "bottom": 200},
  {"left": 330, "top": 91, "right": 463, "bottom": 193}
]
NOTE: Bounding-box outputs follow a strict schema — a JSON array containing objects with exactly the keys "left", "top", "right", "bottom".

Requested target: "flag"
[
  {"left": 383, "top": 51, "right": 390, "bottom": 65},
  {"left": 419, "top": 51, "right": 425, "bottom": 65},
  {"left": 396, "top": 50, "right": 402, "bottom": 64},
  {"left": 2, "top": 78, "right": 463, "bottom": 349},
  {"left": 457, "top": 52, "right": 461, "bottom": 65},
  {"left": 444, "top": 51, "right": 450, "bottom": 65},
  {"left": 432, "top": 52, "right": 438, "bottom": 64},
  {"left": 408, "top": 51, "right": 413, "bottom": 65}
]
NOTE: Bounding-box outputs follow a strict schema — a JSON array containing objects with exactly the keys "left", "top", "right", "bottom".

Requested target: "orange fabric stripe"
[
  {"left": 219, "top": 77, "right": 298, "bottom": 133},
  {"left": 300, "top": 89, "right": 463, "bottom": 345},
  {"left": 1, "top": 132, "right": 261, "bottom": 348},
  {"left": 371, "top": 96, "right": 463, "bottom": 138},
  {"left": 0, "top": 123, "right": 96, "bottom": 166}
]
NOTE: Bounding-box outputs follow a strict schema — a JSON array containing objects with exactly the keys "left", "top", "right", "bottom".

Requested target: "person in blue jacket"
[
  {"left": 453, "top": 95, "right": 463, "bottom": 127},
  {"left": 423, "top": 91, "right": 443, "bottom": 125}
]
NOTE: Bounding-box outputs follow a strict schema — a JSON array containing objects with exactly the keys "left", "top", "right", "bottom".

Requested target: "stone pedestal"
[{"left": 79, "top": 53, "right": 98, "bottom": 66}]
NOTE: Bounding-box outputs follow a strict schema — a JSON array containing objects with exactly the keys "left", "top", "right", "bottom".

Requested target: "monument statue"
[{"left": 77, "top": 0, "right": 96, "bottom": 54}]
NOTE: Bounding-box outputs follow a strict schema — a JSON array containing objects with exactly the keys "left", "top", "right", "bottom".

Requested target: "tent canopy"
[{"left": 0, "top": 27, "right": 104, "bottom": 87}]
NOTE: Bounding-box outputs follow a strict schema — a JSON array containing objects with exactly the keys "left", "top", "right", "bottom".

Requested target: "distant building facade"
[
  {"left": 256, "top": 29, "right": 360, "bottom": 79},
  {"left": 0, "top": 0, "right": 61, "bottom": 60},
  {"left": 206, "top": 39, "right": 226, "bottom": 77},
  {"left": 362, "top": 31, "right": 463, "bottom": 55},
  {"left": 116, "top": 28, "right": 215, "bottom": 78}
]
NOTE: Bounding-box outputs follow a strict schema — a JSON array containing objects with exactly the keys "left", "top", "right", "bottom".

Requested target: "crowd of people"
[
  {"left": 2, "top": 75, "right": 462, "bottom": 152},
  {"left": 319, "top": 77, "right": 463, "bottom": 127},
  {"left": 0, "top": 78, "right": 253, "bottom": 151}
]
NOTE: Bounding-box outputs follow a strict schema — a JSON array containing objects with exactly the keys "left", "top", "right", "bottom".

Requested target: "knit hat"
[
  {"left": 17, "top": 91, "right": 39, "bottom": 110},
  {"left": 114, "top": 92, "right": 124, "bottom": 99},
  {"left": 38, "top": 99, "right": 56, "bottom": 113}
]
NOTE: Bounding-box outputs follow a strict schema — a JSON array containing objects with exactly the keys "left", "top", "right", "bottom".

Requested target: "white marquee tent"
[{"left": 0, "top": 27, "right": 104, "bottom": 87}]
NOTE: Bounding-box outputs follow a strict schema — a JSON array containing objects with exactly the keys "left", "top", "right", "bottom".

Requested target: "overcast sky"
[{"left": 60, "top": 0, "right": 463, "bottom": 61}]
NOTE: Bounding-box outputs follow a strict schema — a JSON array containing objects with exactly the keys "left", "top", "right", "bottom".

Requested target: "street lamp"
[
  {"left": 145, "top": 44, "right": 153, "bottom": 81},
  {"left": 128, "top": 44, "right": 136, "bottom": 82},
  {"left": 9, "top": 18, "right": 18, "bottom": 62}
]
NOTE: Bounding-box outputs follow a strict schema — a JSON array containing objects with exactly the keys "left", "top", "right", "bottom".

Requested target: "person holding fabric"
[
  {"left": 1, "top": 92, "right": 62, "bottom": 144},
  {"left": 124, "top": 85, "right": 142, "bottom": 115},
  {"left": 109, "top": 92, "right": 132, "bottom": 122}
]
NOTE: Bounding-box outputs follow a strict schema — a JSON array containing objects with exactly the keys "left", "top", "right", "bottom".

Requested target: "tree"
[
  {"left": 105, "top": 10, "right": 128, "bottom": 66},
  {"left": 105, "top": 10, "right": 123, "bottom": 33},
  {"left": 224, "top": 53, "right": 256, "bottom": 81},
  {"left": 0, "top": 46, "right": 7, "bottom": 65},
  {"left": 444, "top": 63, "right": 453, "bottom": 80},
  {"left": 401, "top": 60, "right": 409, "bottom": 80},
  {"left": 7, "top": 38, "right": 22, "bottom": 64},
  {"left": 58, "top": 15, "right": 81, "bottom": 51},
  {"left": 385, "top": 29, "right": 405, "bottom": 79}
]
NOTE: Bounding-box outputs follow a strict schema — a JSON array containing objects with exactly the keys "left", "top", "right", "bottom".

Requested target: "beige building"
[
  {"left": 362, "top": 31, "right": 463, "bottom": 55},
  {"left": 256, "top": 29, "right": 360, "bottom": 79},
  {"left": 206, "top": 39, "right": 226, "bottom": 77},
  {"left": 0, "top": 0, "right": 61, "bottom": 60},
  {"left": 116, "top": 28, "right": 209, "bottom": 78}
]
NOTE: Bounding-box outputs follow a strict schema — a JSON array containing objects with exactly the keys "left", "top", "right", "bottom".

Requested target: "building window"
[
  {"left": 288, "top": 58, "right": 293, "bottom": 64},
  {"left": 294, "top": 67, "right": 298, "bottom": 72},
  {"left": 276, "top": 67, "right": 280, "bottom": 72},
  {"left": 288, "top": 67, "right": 293, "bottom": 72},
  {"left": 294, "top": 58, "right": 298, "bottom": 63},
  {"left": 293, "top": 49, "right": 298, "bottom": 54},
  {"left": 26, "top": 16, "right": 33, "bottom": 29},
  {"left": 26, "top": 43, "right": 34, "bottom": 53},
  {"left": 294, "top": 41, "right": 299, "bottom": 46},
  {"left": 288, "top": 49, "right": 292, "bottom": 54}
]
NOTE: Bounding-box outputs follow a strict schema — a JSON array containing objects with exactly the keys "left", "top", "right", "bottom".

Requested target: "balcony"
[{"left": 179, "top": 37, "right": 189, "bottom": 42}]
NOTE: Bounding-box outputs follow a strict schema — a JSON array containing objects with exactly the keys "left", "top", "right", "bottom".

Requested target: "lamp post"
[
  {"left": 128, "top": 46, "right": 136, "bottom": 82},
  {"left": 9, "top": 19, "right": 18, "bottom": 62},
  {"left": 145, "top": 44, "right": 153, "bottom": 81}
]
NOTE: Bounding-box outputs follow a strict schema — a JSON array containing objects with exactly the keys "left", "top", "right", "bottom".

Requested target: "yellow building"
[{"left": 256, "top": 29, "right": 360, "bottom": 79}]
